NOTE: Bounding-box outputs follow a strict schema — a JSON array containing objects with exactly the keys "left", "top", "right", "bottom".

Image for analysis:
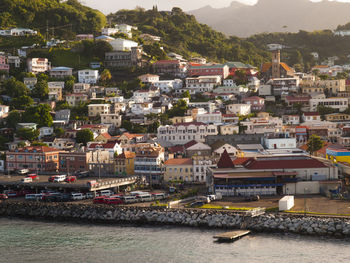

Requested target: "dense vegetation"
[
  {"left": 0, "top": 0, "right": 106, "bottom": 38},
  {"left": 108, "top": 7, "right": 270, "bottom": 66},
  {"left": 247, "top": 30, "right": 350, "bottom": 71}
]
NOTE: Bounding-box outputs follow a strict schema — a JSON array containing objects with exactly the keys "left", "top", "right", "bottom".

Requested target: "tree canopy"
[{"left": 76, "top": 129, "right": 94, "bottom": 146}]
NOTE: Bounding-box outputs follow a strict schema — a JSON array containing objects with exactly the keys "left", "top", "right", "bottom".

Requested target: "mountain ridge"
[{"left": 189, "top": 0, "right": 350, "bottom": 37}]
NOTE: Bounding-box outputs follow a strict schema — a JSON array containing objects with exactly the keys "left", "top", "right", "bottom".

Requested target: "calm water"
[{"left": 0, "top": 218, "right": 350, "bottom": 263}]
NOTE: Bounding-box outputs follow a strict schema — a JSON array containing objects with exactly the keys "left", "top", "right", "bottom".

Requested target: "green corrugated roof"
[{"left": 225, "top": 62, "right": 256, "bottom": 69}]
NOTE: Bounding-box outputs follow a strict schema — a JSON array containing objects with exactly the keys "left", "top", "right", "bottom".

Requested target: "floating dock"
[{"left": 214, "top": 230, "right": 251, "bottom": 242}]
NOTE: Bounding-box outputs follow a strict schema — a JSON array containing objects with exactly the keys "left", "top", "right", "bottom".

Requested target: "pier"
[{"left": 214, "top": 230, "right": 251, "bottom": 242}]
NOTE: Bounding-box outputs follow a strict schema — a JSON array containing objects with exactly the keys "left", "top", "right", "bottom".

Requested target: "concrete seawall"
[{"left": 1, "top": 202, "right": 350, "bottom": 237}]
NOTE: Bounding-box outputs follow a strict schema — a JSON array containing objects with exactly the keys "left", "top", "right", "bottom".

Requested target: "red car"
[
  {"left": 64, "top": 176, "right": 77, "bottom": 183},
  {"left": 0, "top": 194, "right": 8, "bottom": 200},
  {"left": 93, "top": 196, "right": 107, "bottom": 204},
  {"left": 48, "top": 176, "right": 55, "bottom": 182},
  {"left": 104, "top": 198, "right": 123, "bottom": 205},
  {"left": 26, "top": 174, "right": 39, "bottom": 180}
]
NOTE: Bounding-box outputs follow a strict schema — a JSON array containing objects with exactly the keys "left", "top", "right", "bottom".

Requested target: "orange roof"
[
  {"left": 164, "top": 158, "right": 192, "bottom": 165},
  {"left": 280, "top": 62, "right": 293, "bottom": 72},
  {"left": 261, "top": 62, "right": 272, "bottom": 73},
  {"left": 232, "top": 157, "right": 250, "bottom": 165},
  {"left": 116, "top": 151, "right": 136, "bottom": 159},
  {"left": 17, "top": 146, "right": 60, "bottom": 153},
  {"left": 261, "top": 62, "right": 293, "bottom": 73},
  {"left": 313, "top": 65, "right": 329, "bottom": 68},
  {"left": 121, "top": 132, "right": 143, "bottom": 139},
  {"left": 100, "top": 133, "right": 111, "bottom": 139}
]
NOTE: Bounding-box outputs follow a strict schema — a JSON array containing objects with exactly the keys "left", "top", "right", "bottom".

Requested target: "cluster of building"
[{"left": 1, "top": 23, "right": 350, "bottom": 198}]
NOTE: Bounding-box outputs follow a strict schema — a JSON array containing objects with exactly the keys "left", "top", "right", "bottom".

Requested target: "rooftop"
[{"left": 164, "top": 158, "right": 192, "bottom": 165}]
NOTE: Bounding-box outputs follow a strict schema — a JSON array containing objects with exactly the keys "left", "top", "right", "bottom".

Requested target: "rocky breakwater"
[{"left": 1, "top": 201, "right": 350, "bottom": 237}]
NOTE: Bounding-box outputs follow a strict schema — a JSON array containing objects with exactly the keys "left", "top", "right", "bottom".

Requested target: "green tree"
[
  {"left": 2, "top": 77, "right": 29, "bottom": 97},
  {"left": 182, "top": 90, "right": 191, "bottom": 99},
  {"left": 54, "top": 127, "right": 65, "bottom": 137},
  {"left": 65, "top": 79, "right": 75, "bottom": 93},
  {"left": 32, "top": 80, "right": 49, "bottom": 100},
  {"left": 167, "top": 100, "right": 188, "bottom": 118},
  {"left": 6, "top": 111, "right": 22, "bottom": 129},
  {"left": 92, "top": 40, "right": 113, "bottom": 60},
  {"left": 307, "top": 135, "right": 324, "bottom": 155},
  {"left": 22, "top": 104, "right": 53, "bottom": 127},
  {"left": 147, "top": 120, "right": 160, "bottom": 133},
  {"left": 10, "top": 95, "right": 33, "bottom": 110},
  {"left": 16, "top": 128, "right": 39, "bottom": 142},
  {"left": 100, "top": 69, "right": 112, "bottom": 83},
  {"left": 76, "top": 129, "right": 94, "bottom": 146},
  {"left": 317, "top": 105, "right": 337, "bottom": 120}
]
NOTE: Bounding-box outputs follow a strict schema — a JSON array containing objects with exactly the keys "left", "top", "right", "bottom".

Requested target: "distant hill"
[
  {"left": 0, "top": 0, "right": 106, "bottom": 38},
  {"left": 189, "top": 0, "right": 350, "bottom": 37},
  {"left": 107, "top": 7, "right": 270, "bottom": 66}
]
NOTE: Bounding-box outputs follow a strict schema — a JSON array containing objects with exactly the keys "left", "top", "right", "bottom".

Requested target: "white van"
[
  {"left": 25, "top": 194, "right": 42, "bottom": 201},
  {"left": 152, "top": 193, "right": 166, "bottom": 200},
  {"left": 100, "top": 190, "right": 114, "bottom": 197},
  {"left": 122, "top": 195, "right": 136, "bottom": 204},
  {"left": 70, "top": 193, "right": 85, "bottom": 200},
  {"left": 21, "top": 177, "right": 32, "bottom": 183},
  {"left": 130, "top": 191, "right": 147, "bottom": 196},
  {"left": 137, "top": 193, "right": 153, "bottom": 202},
  {"left": 17, "top": 169, "right": 29, "bottom": 175},
  {"left": 53, "top": 175, "right": 67, "bottom": 183}
]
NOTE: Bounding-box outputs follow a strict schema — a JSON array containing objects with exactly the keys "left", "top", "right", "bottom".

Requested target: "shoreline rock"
[{"left": 1, "top": 201, "right": 350, "bottom": 238}]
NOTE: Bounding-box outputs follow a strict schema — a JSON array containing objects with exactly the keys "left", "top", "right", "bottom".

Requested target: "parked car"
[
  {"left": 17, "top": 169, "right": 29, "bottom": 175},
  {"left": 0, "top": 194, "right": 8, "bottom": 200},
  {"left": 104, "top": 198, "right": 123, "bottom": 205},
  {"left": 93, "top": 196, "right": 106, "bottom": 204},
  {"left": 76, "top": 171, "right": 90, "bottom": 178},
  {"left": 190, "top": 201, "right": 204, "bottom": 208},
  {"left": 85, "top": 192, "right": 95, "bottom": 199},
  {"left": 6, "top": 191, "right": 19, "bottom": 198},
  {"left": 26, "top": 174, "right": 39, "bottom": 180},
  {"left": 64, "top": 176, "right": 76, "bottom": 183},
  {"left": 25, "top": 194, "right": 43, "bottom": 201},
  {"left": 56, "top": 193, "right": 71, "bottom": 202},
  {"left": 245, "top": 195, "right": 260, "bottom": 202},
  {"left": 99, "top": 190, "right": 114, "bottom": 197},
  {"left": 70, "top": 193, "right": 85, "bottom": 201},
  {"left": 53, "top": 175, "right": 67, "bottom": 183},
  {"left": 21, "top": 177, "right": 33, "bottom": 183}
]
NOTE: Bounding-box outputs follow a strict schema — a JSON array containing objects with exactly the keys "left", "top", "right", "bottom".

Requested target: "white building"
[
  {"left": 196, "top": 112, "right": 222, "bottom": 124},
  {"left": 110, "top": 38, "right": 138, "bottom": 51},
  {"left": 88, "top": 104, "right": 111, "bottom": 117},
  {"left": 66, "top": 93, "right": 89, "bottom": 107},
  {"left": 78, "top": 69, "right": 99, "bottom": 84},
  {"left": 223, "top": 79, "right": 236, "bottom": 87},
  {"left": 241, "top": 116, "right": 283, "bottom": 134},
  {"left": 282, "top": 115, "right": 300, "bottom": 125},
  {"left": 101, "top": 28, "right": 118, "bottom": 36},
  {"left": 0, "top": 28, "right": 37, "bottom": 36},
  {"left": 259, "top": 85, "right": 272, "bottom": 96},
  {"left": 153, "top": 79, "right": 183, "bottom": 93},
  {"left": 213, "top": 85, "right": 248, "bottom": 95},
  {"left": 186, "top": 75, "right": 221, "bottom": 94},
  {"left": 219, "top": 124, "right": 239, "bottom": 135},
  {"left": 73, "top": 83, "right": 91, "bottom": 94},
  {"left": 302, "top": 112, "right": 321, "bottom": 122},
  {"left": 27, "top": 58, "right": 51, "bottom": 74},
  {"left": 0, "top": 105, "right": 9, "bottom": 118},
  {"left": 138, "top": 74, "right": 160, "bottom": 84},
  {"left": 157, "top": 122, "right": 218, "bottom": 145},
  {"left": 309, "top": 97, "right": 348, "bottom": 112},
  {"left": 193, "top": 156, "right": 215, "bottom": 182},
  {"left": 115, "top": 24, "right": 136, "bottom": 38},
  {"left": 263, "top": 136, "right": 297, "bottom": 149},
  {"left": 38, "top": 127, "right": 54, "bottom": 139},
  {"left": 226, "top": 104, "right": 251, "bottom": 115},
  {"left": 100, "top": 114, "right": 122, "bottom": 127}
]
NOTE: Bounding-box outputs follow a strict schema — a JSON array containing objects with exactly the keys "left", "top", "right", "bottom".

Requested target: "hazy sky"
[{"left": 82, "top": 0, "right": 350, "bottom": 14}]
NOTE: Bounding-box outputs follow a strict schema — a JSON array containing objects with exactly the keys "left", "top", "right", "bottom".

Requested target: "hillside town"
[{"left": 1, "top": 22, "right": 350, "bottom": 205}]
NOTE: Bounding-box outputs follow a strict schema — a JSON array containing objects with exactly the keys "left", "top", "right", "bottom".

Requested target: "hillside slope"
[
  {"left": 0, "top": 0, "right": 106, "bottom": 38},
  {"left": 108, "top": 8, "right": 270, "bottom": 66}
]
